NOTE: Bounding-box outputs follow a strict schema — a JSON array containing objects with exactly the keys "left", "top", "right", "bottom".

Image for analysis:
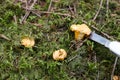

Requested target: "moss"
[{"left": 0, "top": 0, "right": 120, "bottom": 79}]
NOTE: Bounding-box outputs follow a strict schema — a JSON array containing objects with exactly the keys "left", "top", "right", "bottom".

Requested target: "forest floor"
[{"left": 0, "top": 0, "right": 120, "bottom": 80}]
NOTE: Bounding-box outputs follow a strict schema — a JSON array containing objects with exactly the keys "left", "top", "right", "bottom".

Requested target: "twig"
[
  {"left": 67, "top": 55, "right": 78, "bottom": 63},
  {"left": 97, "top": 70, "right": 100, "bottom": 80},
  {"left": 69, "top": 5, "right": 74, "bottom": 15},
  {"left": 0, "top": 34, "right": 10, "bottom": 41},
  {"left": 37, "top": 11, "right": 74, "bottom": 18},
  {"left": 73, "top": 0, "right": 78, "bottom": 17},
  {"left": 106, "top": 0, "right": 109, "bottom": 15},
  {"left": 73, "top": 3, "right": 77, "bottom": 15},
  {"left": 13, "top": 15, "right": 17, "bottom": 24},
  {"left": 101, "top": 30, "right": 114, "bottom": 40},
  {"left": 48, "top": 0, "right": 53, "bottom": 12},
  {"left": 67, "top": 39, "right": 88, "bottom": 63},
  {"left": 18, "top": 0, "right": 26, "bottom": 3},
  {"left": 21, "top": 6, "right": 75, "bottom": 18},
  {"left": 93, "top": 0, "right": 103, "bottom": 21},
  {"left": 93, "top": 51, "right": 99, "bottom": 80},
  {"left": 36, "top": 11, "right": 74, "bottom": 17},
  {"left": 28, "top": 0, "right": 32, "bottom": 4},
  {"left": 31, "top": 11, "right": 41, "bottom": 17},
  {"left": 20, "top": 0, "right": 37, "bottom": 24},
  {"left": 32, "top": 23, "right": 42, "bottom": 28},
  {"left": 111, "top": 57, "right": 119, "bottom": 80},
  {"left": 25, "top": 9, "right": 74, "bottom": 18}
]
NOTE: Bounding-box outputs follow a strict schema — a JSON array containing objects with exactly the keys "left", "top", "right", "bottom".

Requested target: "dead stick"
[
  {"left": 21, "top": 6, "right": 75, "bottom": 18},
  {"left": 0, "top": 34, "right": 10, "bottom": 41},
  {"left": 69, "top": 5, "right": 74, "bottom": 15},
  {"left": 28, "top": 0, "right": 32, "bottom": 4},
  {"left": 48, "top": 0, "right": 53, "bottom": 12},
  {"left": 111, "top": 57, "right": 119, "bottom": 80},
  {"left": 106, "top": 0, "right": 109, "bottom": 14},
  {"left": 13, "top": 15, "right": 17, "bottom": 24},
  {"left": 21, "top": 0, "right": 37, "bottom": 23},
  {"left": 93, "top": 0, "right": 103, "bottom": 21},
  {"left": 33, "top": 11, "right": 74, "bottom": 17}
]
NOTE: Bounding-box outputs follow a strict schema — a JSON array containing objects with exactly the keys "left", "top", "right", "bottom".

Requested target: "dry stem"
[
  {"left": 20, "top": 0, "right": 37, "bottom": 24},
  {"left": 93, "top": 0, "right": 103, "bottom": 21},
  {"left": 111, "top": 57, "right": 119, "bottom": 80}
]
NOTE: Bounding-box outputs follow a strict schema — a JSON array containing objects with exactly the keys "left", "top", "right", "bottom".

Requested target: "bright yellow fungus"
[
  {"left": 53, "top": 49, "right": 67, "bottom": 61},
  {"left": 113, "top": 75, "right": 119, "bottom": 80},
  {"left": 70, "top": 24, "right": 91, "bottom": 40},
  {"left": 21, "top": 36, "right": 35, "bottom": 48}
]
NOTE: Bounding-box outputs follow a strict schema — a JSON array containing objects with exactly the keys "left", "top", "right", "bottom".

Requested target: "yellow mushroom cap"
[
  {"left": 70, "top": 24, "right": 78, "bottom": 31},
  {"left": 70, "top": 24, "right": 91, "bottom": 40},
  {"left": 76, "top": 24, "right": 91, "bottom": 35},
  {"left": 53, "top": 49, "right": 67, "bottom": 61},
  {"left": 21, "top": 36, "right": 35, "bottom": 48}
]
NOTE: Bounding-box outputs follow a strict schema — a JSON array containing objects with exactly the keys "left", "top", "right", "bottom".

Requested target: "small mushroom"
[
  {"left": 70, "top": 24, "right": 91, "bottom": 40},
  {"left": 53, "top": 49, "right": 67, "bottom": 61},
  {"left": 113, "top": 75, "right": 119, "bottom": 80},
  {"left": 21, "top": 36, "right": 35, "bottom": 48}
]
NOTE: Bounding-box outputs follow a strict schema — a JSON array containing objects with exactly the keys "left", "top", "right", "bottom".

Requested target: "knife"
[{"left": 89, "top": 32, "right": 120, "bottom": 57}]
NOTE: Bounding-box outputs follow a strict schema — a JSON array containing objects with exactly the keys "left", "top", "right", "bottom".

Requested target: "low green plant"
[{"left": 0, "top": 0, "right": 120, "bottom": 80}]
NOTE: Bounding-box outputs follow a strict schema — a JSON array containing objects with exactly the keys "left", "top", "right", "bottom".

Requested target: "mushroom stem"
[{"left": 75, "top": 32, "right": 84, "bottom": 40}]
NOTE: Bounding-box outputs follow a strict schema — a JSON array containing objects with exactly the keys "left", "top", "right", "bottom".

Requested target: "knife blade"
[
  {"left": 89, "top": 32, "right": 120, "bottom": 56},
  {"left": 89, "top": 32, "right": 110, "bottom": 47}
]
